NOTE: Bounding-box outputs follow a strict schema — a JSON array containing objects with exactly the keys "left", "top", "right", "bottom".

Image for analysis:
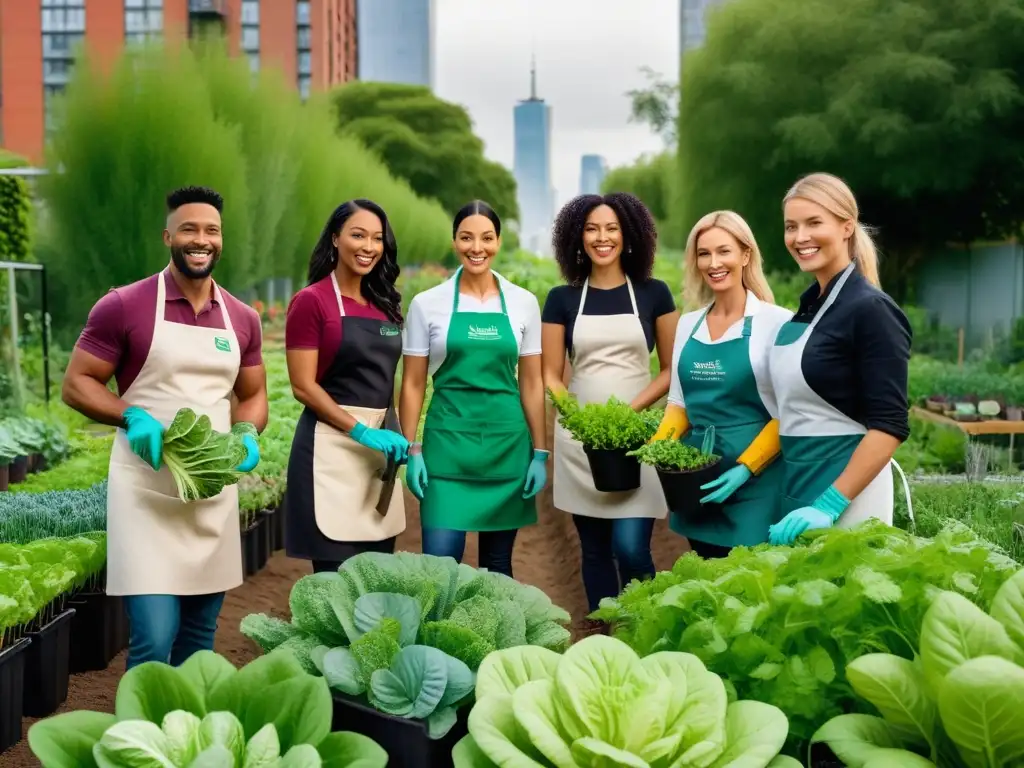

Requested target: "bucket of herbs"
[
  {"left": 549, "top": 390, "right": 648, "bottom": 492},
  {"left": 628, "top": 427, "right": 721, "bottom": 512}
]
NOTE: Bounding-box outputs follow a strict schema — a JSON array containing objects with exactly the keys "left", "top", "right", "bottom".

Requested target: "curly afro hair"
[{"left": 551, "top": 192, "right": 658, "bottom": 286}]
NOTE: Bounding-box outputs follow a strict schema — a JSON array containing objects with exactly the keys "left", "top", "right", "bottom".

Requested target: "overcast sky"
[{"left": 433, "top": 0, "right": 680, "bottom": 211}]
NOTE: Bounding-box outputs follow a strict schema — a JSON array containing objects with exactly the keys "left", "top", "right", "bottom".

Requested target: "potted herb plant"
[
  {"left": 628, "top": 427, "right": 721, "bottom": 512},
  {"left": 548, "top": 390, "right": 649, "bottom": 492}
]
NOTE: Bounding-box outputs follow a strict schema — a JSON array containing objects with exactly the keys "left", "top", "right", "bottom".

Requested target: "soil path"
[{"left": 2, "top": 415, "right": 690, "bottom": 766}]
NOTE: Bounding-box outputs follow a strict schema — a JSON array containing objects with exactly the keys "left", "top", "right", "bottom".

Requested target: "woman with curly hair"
[
  {"left": 541, "top": 192, "right": 679, "bottom": 625},
  {"left": 284, "top": 199, "right": 408, "bottom": 574}
]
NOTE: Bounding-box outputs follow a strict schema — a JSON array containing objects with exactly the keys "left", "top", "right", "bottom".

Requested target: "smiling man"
[{"left": 62, "top": 185, "right": 268, "bottom": 669}]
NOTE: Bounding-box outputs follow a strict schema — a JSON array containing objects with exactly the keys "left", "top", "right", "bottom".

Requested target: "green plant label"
[
  {"left": 379, "top": 325, "right": 400, "bottom": 337},
  {"left": 467, "top": 324, "right": 501, "bottom": 341},
  {"left": 214, "top": 336, "right": 232, "bottom": 353}
]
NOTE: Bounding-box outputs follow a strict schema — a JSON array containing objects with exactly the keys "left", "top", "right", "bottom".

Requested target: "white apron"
[
  {"left": 310, "top": 276, "right": 405, "bottom": 542},
  {"left": 106, "top": 270, "right": 243, "bottom": 596},
  {"left": 553, "top": 277, "right": 668, "bottom": 520},
  {"left": 769, "top": 264, "right": 912, "bottom": 528}
]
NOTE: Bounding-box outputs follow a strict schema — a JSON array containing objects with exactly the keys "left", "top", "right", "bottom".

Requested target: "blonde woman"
[
  {"left": 767, "top": 173, "right": 911, "bottom": 546},
  {"left": 651, "top": 211, "right": 792, "bottom": 557}
]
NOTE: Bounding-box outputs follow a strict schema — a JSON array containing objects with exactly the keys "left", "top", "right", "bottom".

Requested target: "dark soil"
[{"left": 1, "top": 411, "right": 692, "bottom": 767}]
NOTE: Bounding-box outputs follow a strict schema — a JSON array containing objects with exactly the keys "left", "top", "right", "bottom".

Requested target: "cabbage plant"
[
  {"left": 28, "top": 649, "right": 386, "bottom": 768},
  {"left": 812, "top": 567, "right": 1024, "bottom": 767},
  {"left": 452, "top": 635, "right": 800, "bottom": 768}
]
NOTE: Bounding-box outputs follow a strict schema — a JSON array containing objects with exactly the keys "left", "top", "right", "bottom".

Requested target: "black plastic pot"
[
  {"left": 257, "top": 513, "right": 272, "bottom": 566},
  {"left": 331, "top": 692, "right": 468, "bottom": 768},
  {"left": 0, "top": 638, "right": 31, "bottom": 754},
  {"left": 9, "top": 456, "right": 27, "bottom": 484},
  {"left": 584, "top": 447, "right": 641, "bottom": 492},
  {"left": 658, "top": 458, "right": 723, "bottom": 516},
  {"left": 242, "top": 524, "right": 262, "bottom": 577},
  {"left": 69, "top": 592, "right": 129, "bottom": 673},
  {"left": 273, "top": 500, "right": 286, "bottom": 551},
  {"left": 24, "top": 608, "right": 76, "bottom": 717}
]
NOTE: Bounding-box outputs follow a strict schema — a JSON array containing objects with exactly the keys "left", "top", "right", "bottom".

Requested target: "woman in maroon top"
[{"left": 285, "top": 199, "right": 409, "bottom": 573}]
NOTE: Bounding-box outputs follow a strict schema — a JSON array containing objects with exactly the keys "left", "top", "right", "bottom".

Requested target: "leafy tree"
[
  {"left": 331, "top": 82, "right": 519, "bottom": 222},
  {"left": 626, "top": 67, "right": 678, "bottom": 148},
  {"left": 676, "top": 0, "right": 1024, "bottom": 294}
]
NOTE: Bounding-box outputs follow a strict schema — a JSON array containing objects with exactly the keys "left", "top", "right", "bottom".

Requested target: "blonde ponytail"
[{"left": 784, "top": 173, "right": 881, "bottom": 288}]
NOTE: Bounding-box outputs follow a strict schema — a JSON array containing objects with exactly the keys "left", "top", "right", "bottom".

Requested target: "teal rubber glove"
[
  {"left": 406, "top": 445, "right": 428, "bottom": 500},
  {"left": 123, "top": 407, "right": 164, "bottom": 471},
  {"left": 235, "top": 433, "right": 260, "bottom": 473},
  {"left": 522, "top": 449, "right": 549, "bottom": 499},
  {"left": 699, "top": 464, "right": 752, "bottom": 504},
  {"left": 351, "top": 422, "right": 409, "bottom": 462},
  {"left": 768, "top": 485, "right": 850, "bottom": 546}
]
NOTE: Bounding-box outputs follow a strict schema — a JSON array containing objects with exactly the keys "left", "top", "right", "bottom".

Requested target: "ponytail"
[{"left": 851, "top": 223, "right": 880, "bottom": 287}]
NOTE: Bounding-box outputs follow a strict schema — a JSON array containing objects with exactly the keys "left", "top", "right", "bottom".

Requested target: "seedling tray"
[{"left": 0, "top": 638, "right": 31, "bottom": 754}]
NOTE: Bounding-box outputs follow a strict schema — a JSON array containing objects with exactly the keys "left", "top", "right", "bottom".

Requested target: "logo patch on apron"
[
  {"left": 467, "top": 324, "right": 501, "bottom": 340},
  {"left": 214, "top": 336, "right": 232, "bottom": 352},
  {"left": 379, "top": 325, "right": 400, "bottom": 337},
  {"left": 688, "top": 359, "right": 725, "bottom": 382}
]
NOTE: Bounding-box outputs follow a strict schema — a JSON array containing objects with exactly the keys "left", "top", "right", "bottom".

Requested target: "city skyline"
[
  {"left": 355, "top": 0, "right": 434, "bottom": 88},
  {"left": 513, "top": 58, "right": 553, "bottom": 256}
]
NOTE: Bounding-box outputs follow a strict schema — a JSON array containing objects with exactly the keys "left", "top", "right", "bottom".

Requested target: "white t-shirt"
[
  {"left": 668, "top": 291, "right": 793, "bottom": 418},
  {"left": 403, "top": 271, "right": 542, "bottom": 376}
]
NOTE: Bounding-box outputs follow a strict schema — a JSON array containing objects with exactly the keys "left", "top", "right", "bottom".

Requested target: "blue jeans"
[
  {"left": 572, "top": 515, "right": 655, "bottom": 612},
  {"left": 124, "top": 592, "right": 225, "bottom": 670},
  {"left": 421, "top": 527, "right": 518, "bottom": 577}
]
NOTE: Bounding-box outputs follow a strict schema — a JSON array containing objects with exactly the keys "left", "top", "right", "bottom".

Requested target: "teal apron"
[
  {"left": 767, "top": 264, "right": 897, "bottom": 526},
  {"left": 420, "top": 269, "right": 537, "bottom": 532},
  {"left": 670, "top": 312, "right": 784, "bottom": 547}
]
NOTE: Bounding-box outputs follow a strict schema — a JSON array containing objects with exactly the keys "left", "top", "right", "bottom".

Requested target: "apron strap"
[
  {"left": 807, "top": 263, "right": 856, "bottom": 332},
  {"left": 452, "top": 267, "right": 508, "bottom": 315},
  {"left": 690, "top": 307, "right": 711, "bottom": 340},
  {"left": 577, "top": 276, "right": 638, "bottom": 321},
  {"left": 330, "top": 271, "right": 347, "bottom": 318},
  {"left": 689, "top": 309, "right": 753, "bottom": 340},
  {"left": 741, "top": 315, "right": 753, "bottom": 338}
]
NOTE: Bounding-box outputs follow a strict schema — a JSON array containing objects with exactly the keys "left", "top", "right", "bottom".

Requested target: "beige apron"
[
  {"left": 106, "top": 270, "right": 243, "bottom": 596},
  {"left": 553, "top": 277, "right": 668, "bottom": 520},
  {"left": 310, "top": 276, "right": 405, "bottom": 542}
]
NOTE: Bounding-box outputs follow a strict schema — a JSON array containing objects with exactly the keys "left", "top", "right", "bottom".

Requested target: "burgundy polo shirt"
[
  {"left": 77, "top": 271, "right": 264, "bottom": 395},
  {"left": 285, "top": 276, "right": 389, "bottom": 382}
]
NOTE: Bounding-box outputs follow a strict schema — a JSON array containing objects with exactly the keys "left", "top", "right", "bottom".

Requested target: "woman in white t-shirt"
[{"left": 399, "top": 201, "right": 547, "bottom": 577}]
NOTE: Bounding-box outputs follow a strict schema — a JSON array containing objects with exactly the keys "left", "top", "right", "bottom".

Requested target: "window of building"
[
  {"left": 296, "top": 0, "right": 311, "bottom": 99},
  {"left": 241, "top": 0, "right": 259, "bottom": 73},
  {"left": 42, "top": 0, "right": 85, "bottom": 135},
  {"left": 125, "top": 0, "right": 164, "bottom": 45}
]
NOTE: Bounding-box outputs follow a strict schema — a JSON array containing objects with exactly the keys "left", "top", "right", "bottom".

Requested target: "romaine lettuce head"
[{"left": 453, "top": 635, "right": 791, "bottom": 767}]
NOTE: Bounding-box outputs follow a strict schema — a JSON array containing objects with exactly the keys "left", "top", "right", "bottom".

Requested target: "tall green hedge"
[
  {"left": 38, "top": 42, "right": 451, "bottom": 331},
  {"left": 0, "top": 151, "right": 31, "bottom": 264}
]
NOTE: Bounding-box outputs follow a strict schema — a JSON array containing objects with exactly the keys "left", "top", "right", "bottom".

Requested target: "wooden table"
[{"left": 911, "top": 406, "right": 1024, "bottom": 472}]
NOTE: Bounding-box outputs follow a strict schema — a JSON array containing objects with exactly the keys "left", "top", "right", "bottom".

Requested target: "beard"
[{"left": 170, "top": 244, "right": 221, "bottom": 279}]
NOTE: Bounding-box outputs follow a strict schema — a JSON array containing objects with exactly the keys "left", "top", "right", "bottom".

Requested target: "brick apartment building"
[{"left": 0, "top": 0, "right": 357, "bottom": 163}]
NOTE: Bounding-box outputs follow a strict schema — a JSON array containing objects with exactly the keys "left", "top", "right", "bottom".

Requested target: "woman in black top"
[
  {"left": 767, "top": 172, "right": 912, "bottom": 545},
  {"left": 541, "top": 193, "right": 679, "bottom": 632}
]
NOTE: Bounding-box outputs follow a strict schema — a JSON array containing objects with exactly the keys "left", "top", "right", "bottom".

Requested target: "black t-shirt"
[
  {"left": 541, "top": 279, "right": 676, "bottom": 355},
  {"left": 795, "top": 269, "right": 912, "bottom": 441}
]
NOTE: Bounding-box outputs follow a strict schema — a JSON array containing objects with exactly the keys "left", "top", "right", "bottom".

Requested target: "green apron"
[
  {"left": 420, "top": 269, "right": 537, "bottom": 532},
  {"left": 670, "top": 312, "right": 785, "bottom": 547}
]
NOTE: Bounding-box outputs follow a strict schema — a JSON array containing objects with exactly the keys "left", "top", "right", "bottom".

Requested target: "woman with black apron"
[{"left": 284, "top": 200, "right": 408, "bottom": 573}]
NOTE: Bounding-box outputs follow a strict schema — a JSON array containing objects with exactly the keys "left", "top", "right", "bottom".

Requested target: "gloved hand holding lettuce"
[{"left": 159, "top": 407, "right": 261, "bottom": 503}]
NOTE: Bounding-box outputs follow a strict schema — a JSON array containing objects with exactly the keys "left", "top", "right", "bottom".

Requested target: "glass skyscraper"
[
  {"left": 356, "top": 0, "right": 433, "bottom": 87},
  {"left": 513, "top": 62, "right": 553, "bottom": 255},
  {"left": 579, "top": 155, "right": 607, "bottom": 195}
]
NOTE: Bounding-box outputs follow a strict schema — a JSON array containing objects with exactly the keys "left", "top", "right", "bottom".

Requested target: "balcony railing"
[{"left": 188, "top": 0, "right": 227, "bottom": 15}]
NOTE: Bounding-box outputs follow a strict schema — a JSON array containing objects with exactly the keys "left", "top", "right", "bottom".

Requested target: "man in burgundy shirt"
[{"left": 62, "top": 185, "right": 268, "bottom": 669}]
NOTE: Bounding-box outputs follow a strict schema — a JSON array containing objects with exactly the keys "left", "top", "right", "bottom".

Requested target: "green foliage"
[
  {"left": 0, "top": 415, "right": 71, "bottom": 465},
  {"left": 162, "top": 409, "right": 255, "bottom": 503},
  {"left": 27, "top": 649, "right": 388, "bottom": 767},
  {"left": 675, "top": 0, "right": 1024, "bottom": 288},
  {"left": 453, "top": 636, "right": 796, "bottom": 768},
  {"left": 628, "top": 437, "right": 719, "bottom": 471},
  {"left": 331, "top": 82, "right": 518, "bottom": 224},
  {"left": 625, "top": 67, "right": 678, "bottom": 147},
  {"left": 813, "top": 568, "right": 1024, "bottom": 767},
  {"left": 0, "top": 482, "right": 106, "bottom": 543},
  {"left": 549, "top": 390, "right": 655, "bottom": 450},
  {"left": 602, "top": 151, "right": 677, "bottom": 243},
  {"left": 592, "top": 520, "right": 1021, "bottom": 754},
  {"left": 38, "top": 42, "right": 451, "bottom": 333},
  {"left": 0, "top": 150, "right": 32, "bottom": 264}
]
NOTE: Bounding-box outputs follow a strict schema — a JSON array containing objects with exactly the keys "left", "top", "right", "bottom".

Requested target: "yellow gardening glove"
[
  {"left": 651, "top": 404, "right": 690, "bottom": 442},
  {"left": 738, "top": 419, "right": 781, "bottom": 475}
]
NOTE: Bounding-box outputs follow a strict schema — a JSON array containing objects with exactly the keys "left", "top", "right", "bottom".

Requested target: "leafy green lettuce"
[
  {"left": 27, "top": 649, "right": 386, "bottom": 767},
  {"left": 163, "top": 408, "right": 256, "bottom": 502},
  {"left": 593, "top": 520, "right": 1020, "bottom": 753},
  {"left": 240, "top": 552, "right": 571, "bottom": 735},
  {"left": 813, "top": 566, "right": 1024, "bottom": 767},
  {"left": 453, "top": 635, "right": 800, "bottom": 768}
]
